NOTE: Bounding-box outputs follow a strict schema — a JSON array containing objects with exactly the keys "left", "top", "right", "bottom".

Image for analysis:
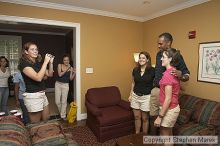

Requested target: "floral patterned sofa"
[
  {"left": 0, "top": 116, "right": 77, "bottom": 146},
  {"left": 174, "top": 94, "right": 220, "bottom": 146}
]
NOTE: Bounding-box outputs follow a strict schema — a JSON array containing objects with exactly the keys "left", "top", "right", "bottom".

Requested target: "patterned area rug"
[{"left": 62, "top": 125, "right": 116, "bottom": 146}]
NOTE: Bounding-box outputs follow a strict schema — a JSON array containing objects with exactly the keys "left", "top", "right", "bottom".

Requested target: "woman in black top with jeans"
[{"left": 128, "top": 51, "right": 155, "bottom": 134}]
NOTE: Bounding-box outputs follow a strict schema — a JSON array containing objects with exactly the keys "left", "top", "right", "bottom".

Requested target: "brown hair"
[
  {"left": 62, "top": 54, "right": 70, "bottom": 60},
  {"left": 137, "top": 51, "right": 152, "bottom": 71},
  {"left": 163, "top": 48, "right": 180, "bottom": 66},
  {"left": 0, "top": 56, "right": 9, "bottom": 67}
]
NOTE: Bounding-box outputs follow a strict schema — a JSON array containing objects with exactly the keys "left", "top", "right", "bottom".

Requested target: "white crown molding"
[
  {"left": 0, "top": 28, "right": 66, "bottom": 35},
  {"left": 0, "top": 0, "right": 144, "bottom": 22},
  {"left": 0, "top": 0, "right": 210, "bottom": 22},
  {"left": 143, "top": 0, "right": 211, "bottom": 21}
]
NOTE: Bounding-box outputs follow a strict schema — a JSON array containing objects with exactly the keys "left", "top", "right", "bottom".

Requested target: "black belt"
[{"left": 134, "top": 92, "right": 147, "bottom": 96}]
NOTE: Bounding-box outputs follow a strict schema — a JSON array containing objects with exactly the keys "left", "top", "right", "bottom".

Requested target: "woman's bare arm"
[
  {"left": 22, "top": 54, "right": 50, "bottom": 82},
  {"left": 159, "top": 85, "right": 172, "bottom": 116}
]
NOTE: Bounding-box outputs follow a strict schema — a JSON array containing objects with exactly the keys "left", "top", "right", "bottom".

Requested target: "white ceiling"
[{"left": 1, "top": 0, "right": 210, "bottom": 22}]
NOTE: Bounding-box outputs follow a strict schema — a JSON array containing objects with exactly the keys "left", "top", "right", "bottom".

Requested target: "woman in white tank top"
[{"left": 0, "top": 56, "right": 10, "bottom": 114}]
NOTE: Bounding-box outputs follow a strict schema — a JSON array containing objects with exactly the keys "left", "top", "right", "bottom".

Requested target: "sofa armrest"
[
  {"left": 118, "top": 100, "right": 132, "bottom": 110},
  {"left": 85, "top": 101, "right": 102, "bottom": 116}
]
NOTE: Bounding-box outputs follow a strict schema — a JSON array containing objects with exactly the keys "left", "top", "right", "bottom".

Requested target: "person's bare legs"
[
  {"left": 133, "top": 109, "right": 141, "bottom": 134},
  {"left": 42, "top": 105, "right": 50, "bottom": 121},
  {"left": 29, "top": 112, "right": 42, "bottom": 123},
  {"left": 160, "top": 127, "right": 173, "bottom": 146},
  {"left": 141, "top": 111, "right": 149, "bottom": 134}
]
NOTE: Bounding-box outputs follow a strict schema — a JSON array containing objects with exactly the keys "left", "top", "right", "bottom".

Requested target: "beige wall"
[
  {"left": 0, "top": 2, "right": 143, "bottom": 113},
  {"left": 143, "top": 0, "right": 220, "bottom": 102}
]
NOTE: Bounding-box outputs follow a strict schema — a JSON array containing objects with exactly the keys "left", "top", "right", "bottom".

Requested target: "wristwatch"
[{"left": 182, "top": 75, "right": 186, "bottom": 80}]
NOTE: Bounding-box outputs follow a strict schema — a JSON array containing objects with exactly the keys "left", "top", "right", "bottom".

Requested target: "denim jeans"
[
  {"left": 19, "top": 99, "right": 30, "bottom": 125},
  {"left": 0, "top": 87, "right": 9, "bottom": 114}
]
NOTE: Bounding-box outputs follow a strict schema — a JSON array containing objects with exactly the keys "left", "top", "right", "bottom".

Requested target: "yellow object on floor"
[{"left": 67, "top": 102, "right": 77, "bottom": 124}]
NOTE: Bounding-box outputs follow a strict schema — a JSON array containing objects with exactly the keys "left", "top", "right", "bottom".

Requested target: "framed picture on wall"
[{"left": 198, "top": 41, "right": 220, "bottom": 84}]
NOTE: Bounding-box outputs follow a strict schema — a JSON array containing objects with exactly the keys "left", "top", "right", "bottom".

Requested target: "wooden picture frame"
[{"left": 198, "top": 42, "right": 220, "bottom": 84}]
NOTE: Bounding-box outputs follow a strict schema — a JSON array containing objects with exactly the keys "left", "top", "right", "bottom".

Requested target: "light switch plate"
[{"left": 86, "top": 67, "right": 93, "bottom": 74}]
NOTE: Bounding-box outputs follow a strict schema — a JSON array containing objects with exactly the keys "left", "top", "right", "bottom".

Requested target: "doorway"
[{"left": 0, "top": 15, "right": 82, "bottom": 120}]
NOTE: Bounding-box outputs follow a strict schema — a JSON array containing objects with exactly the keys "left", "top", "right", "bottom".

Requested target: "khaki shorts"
[
  {"left": 23, "top": 92, "right": 49, "bottom": 113},
  {"left": 130, "top": 92, "right": 150, "bottom": 112},
  {"left": 160, "top": 105, "right": 180, "bottom": 128},
  {"left": 150, "top": 87, "right": 160, "bottom": 116}
]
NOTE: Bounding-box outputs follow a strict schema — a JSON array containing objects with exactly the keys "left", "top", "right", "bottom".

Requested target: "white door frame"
[{"left": 0, "top": 15, "right": 83, "bottom": 120}]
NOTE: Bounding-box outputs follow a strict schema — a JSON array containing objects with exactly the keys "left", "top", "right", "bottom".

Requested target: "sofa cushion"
[
  {"left": 97, "top": 105, "right": 133, "bottom": 126},
  {"left": 179, "top": 94, "right": 201, "bottom": 110},
  {"left": 28, "top": 121, "right": 67, "bottom": 146},
  {"left": 174, "top": 122, "right": 216, "bottom": 136},
  {"left": 0, "top": 116, "right": 31, "bottom": 146},
  {"left": 177, "top": 108, "right": 193, "bottom": 125},
  {"left": 86, "top": 86, "right": 121, "bottom": 107},
  {"left": 192, "top": 99, "right": 220, "bottom": 126}
]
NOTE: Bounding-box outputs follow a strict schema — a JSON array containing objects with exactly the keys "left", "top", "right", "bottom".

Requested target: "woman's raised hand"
[
  {"left": 49, "top": 55, "right": 55, "bottom": 64},
  {"left": 44, "top": 54, "right": 53, "bottom": 64},
  {"left": 70, "top": 67, "right": 76, "bottom": 73}
]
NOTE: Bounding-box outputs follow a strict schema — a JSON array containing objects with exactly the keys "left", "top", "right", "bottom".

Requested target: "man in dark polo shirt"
[{"left": 149, "top": 32, "right": 190, "bottom": 135}]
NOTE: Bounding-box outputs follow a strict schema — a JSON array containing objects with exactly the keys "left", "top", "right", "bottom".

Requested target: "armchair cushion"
[
  {"left": 85, "top": 86, "right": 134, "bottom": 142},
  {"left": 118, "top": 100, "right": 131, "bottom": 110},
  {"left": 85, "top": 101, "right": 102, "bottom": 116},
  {"left": 86, "top": 86, "right": 121, "bottom": 107},
  {"left": 97, "top": 105, "right": 133, "bottom": 126}
]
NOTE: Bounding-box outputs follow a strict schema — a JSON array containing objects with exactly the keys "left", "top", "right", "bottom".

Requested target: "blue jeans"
[
  {"left": 0, "top": 87, "right": 9, "bottom": 114},
  {"left": 19, "top": 99, "right": 30, "bottom": 125}
]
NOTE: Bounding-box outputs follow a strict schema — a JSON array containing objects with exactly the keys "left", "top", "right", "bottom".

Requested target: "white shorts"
[
  {"left": 23, "top": 92, "right": 49, "bottom": 113},
  {"left": 160, "top": 105, "right": 180, "bottom": 128},
  {"left": 130, "top": 92, "right": 150, "bottom": 112}
]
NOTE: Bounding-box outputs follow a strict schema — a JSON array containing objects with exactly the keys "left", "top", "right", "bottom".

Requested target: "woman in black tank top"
[{"left": 55, "top": 54, "right": 75, "bottom": 121}]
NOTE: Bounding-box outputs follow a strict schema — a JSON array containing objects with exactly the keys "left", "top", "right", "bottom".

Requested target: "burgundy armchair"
[{"left": 85, "top": 86, "right": 134, "bottom": 142}]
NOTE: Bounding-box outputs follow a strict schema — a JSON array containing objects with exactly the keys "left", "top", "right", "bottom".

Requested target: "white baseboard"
[{"left": 78, "top": 113, "right": 87, "bottom": 120}]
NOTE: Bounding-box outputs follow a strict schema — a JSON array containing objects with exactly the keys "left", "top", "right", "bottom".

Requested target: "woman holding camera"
[
  {"left": 55, "top": 54, "right": 75, "bottom": 121},
  {"left": 19, "top": 42, "right": 54, "bottom": 123}
]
